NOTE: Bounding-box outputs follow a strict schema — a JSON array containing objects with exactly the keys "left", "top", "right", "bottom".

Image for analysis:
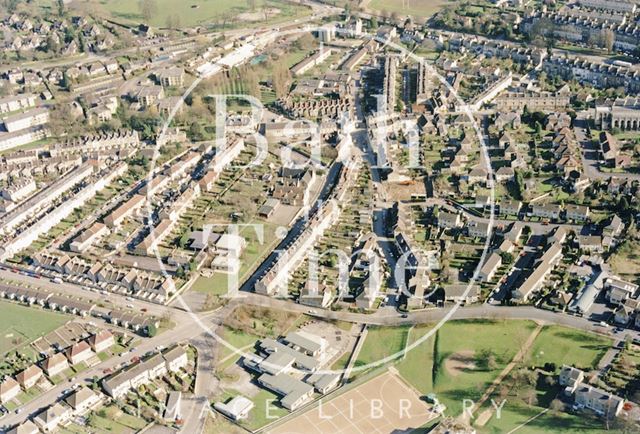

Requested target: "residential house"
[
  {"left": 41, "top": 352, "right": 69, "bottom": 377},
  {"left": 64, "top": 386, "right": 101, "bottom": 414},
  {"left": 603, "top": 215, "right": 624, "bottom": 238},
  {"left": 0, "top": 376, "right": 20, "bottom": 403},
  {"left": 16, "top": 365, "right": 42, "bottom": 389},
  {"left": 88, "top": 330, "right": 114, "bottom": 354},
  {"left": 576, "top": 235, "right": 603, "bottom": 253},
  {"left": 33, "top": 402, "right": 72, "bottom": 432},
  {"left": 559, "top": 364, "right": 584, "bottom": 394},
  {"left": 7, "top": 420, "right": 39, "bottom": 434},
  {"left": 500, "top": 199, "right": 522, "bottom": 216},
  {"left": 574, "top": 384, "right": 624, "bottom": 418},
  {"left": 565, "top": 204, "right": 590, "bottom": 222},
  {"left": 467, "top": 220, "right": 490, "bottom": 239},
  {"left": 479, "top": 252, "right": 502, "bottom": 282},
  {"left": 531, "top": 203, "right": 562, "bottom": 220},
  {"left": 512, "top": 243, "right": 562, "bottom": 301},
  {"left": 606, "top": 277, "right": 638, "bottom": 306},
  {"left": 438, "top": 211, "right": 462, "bottom": 229},
  {"left": 65, "top": 341, "right": 94, "bottom": 365}
]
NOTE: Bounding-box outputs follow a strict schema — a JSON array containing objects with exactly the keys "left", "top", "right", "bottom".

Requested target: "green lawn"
[
  {"left": 430, "top": 320, "right": 537, "bottom": 415},
  {"left": 355, "top": 325, "right": 411, "bottom": 367},
  {"left": 480, "top": 403, "right": 613, "bottom": 434},
  {"left": 0, "top": 301, "right": 69, "bottom": 355},
  {"left": 217, "top": 326, "right": 260, "bottom": 370},
  {"left": 92, "top": 0, "right": 310, "bottom": 28},
  {"left": 368, "top": 0, "right": 450, "bottom": 18},
  {"left": 192, "top": 221, "right": 280, "bottom": 296},
  {"left": 525, "top": 326, "right": 611, "bottom": 372},
  {"left": 396, "top": 325, "right": 435, "bottom": 394}
]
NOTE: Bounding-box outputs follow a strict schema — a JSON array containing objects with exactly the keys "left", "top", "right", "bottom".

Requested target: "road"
[{"left": 244, "top": 292, "right": 640, "bottom": 340}]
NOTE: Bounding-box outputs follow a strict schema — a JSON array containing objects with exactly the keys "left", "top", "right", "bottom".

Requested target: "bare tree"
[
  {"left": 601, "top": 29, "right": 615, "bottom": 53},
  {"left": 550, "top": 398, "right": 565, "bottom": 413},
  {"left": 138, "top": 0, "right": 158, "bottom": 22}
]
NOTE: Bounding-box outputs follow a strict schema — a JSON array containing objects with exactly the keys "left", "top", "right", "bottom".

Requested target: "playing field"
[
  {"left": 267, "top": 370, "right": 437, "bottom": 434},
  {"left": 87, "top": 0, "right": 310, "bottom": 28},
  {"left": 367, "top": 0, "right": 451, "bottom": 19},
  {"left": 0, "top": 301, "right": 69, "bottom": 355}
]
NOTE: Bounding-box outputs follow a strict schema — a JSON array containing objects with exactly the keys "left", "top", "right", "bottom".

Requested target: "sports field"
[
  {"left": 86, "top": 0, "right": 310, "bottom": 28},
  {"left": 367, "top": 0, "right": 451, "bottom": 19},
  {"left": 354, "top": 319, "right": 612, "bottom": 419},
  {"left": 267, "top": 370, "right": 437, "bottom": 434},
  {"left": 0, "top": 301, "right": 69, "bottom": 355}
]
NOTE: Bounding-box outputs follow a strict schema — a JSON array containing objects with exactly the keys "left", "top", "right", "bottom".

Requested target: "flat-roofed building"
[
  {"left": 214, "top": 395, "right": 254, "bottom": 420},
  {"left": 257, "top": 373, "right": 314, "bottom": 411},
  {"left": 0, "top": 93, "right": 37, "bottom": 114},
  {"left": 2, "top": 107, "right": 49, "bottom": 132}
]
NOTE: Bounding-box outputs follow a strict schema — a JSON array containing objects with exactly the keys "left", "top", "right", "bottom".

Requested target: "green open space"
[
  {"left": 367, "top": 0, "right": 450, "bottom": 18},
  {"left": 355, "top": 319, "right": 613, "bottom": 423},
  {"left": 355, "top": 325, "right": 410, "bottom": 366},
  {"left": 0, "top": 301, "right": 69, "bottom": 356},
  {"left": 526, "top": 325, "right": 611, "bottom": 372},
  {"left": 89, "top": 0, "right": 310, "bottom": 28},
  {"left": 479, "top": 402, "right": 614, "bottom": 434}
]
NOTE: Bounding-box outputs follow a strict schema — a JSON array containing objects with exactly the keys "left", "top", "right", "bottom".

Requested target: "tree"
[
  {"left": 272, "top": 61, "right": 291, "bottom": 99},
  {"left": 549, "top": 398, "right": 564, "bottom": 413},
  {"left": 370, "top": 17, "right": 378, "bottom": 30},
  {"left": 601, "top": 29, "right": 615, "bottom": 53},
  {"left": 146, "top": 323, "right": 158, "bottom": 337},
  {"left": 56, "top": 0, "right": 65, "bottom": 16},
  {"left": 138, "top": 0, "right": 158, "bottom": 22}
]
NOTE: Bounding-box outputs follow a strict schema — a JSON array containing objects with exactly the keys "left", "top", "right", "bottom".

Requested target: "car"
[
  {"left": 307, "top": 309, "right": 316, "bottom": 314},
  {"left": 401, "top": 313, "right": 408, "bottom": 318},
  {"left": 140, "top": 308, "right": 147, "bottom": 312},
  {"left": 15, "top": 408, "right": 21, "bottom": 414},
  {"left": 126, "top": 304, "right": 134, "bottom": 308}
]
